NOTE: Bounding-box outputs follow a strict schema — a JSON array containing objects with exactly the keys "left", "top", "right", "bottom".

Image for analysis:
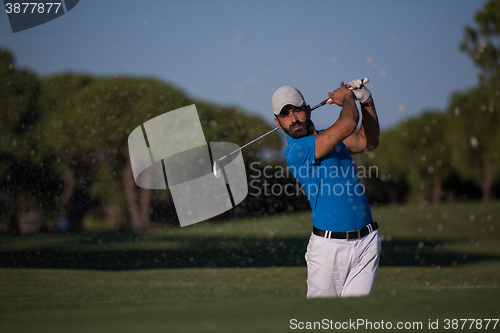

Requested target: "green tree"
[
  {"left": 360, "top": 111, "right": 455, "bottom": 205},
  {"left": 37, "top": 74, "right": 191, "bottom": 230},
  {"left": 449, "top": 0, "right": 500, "bottom": 201},
  {"left": 398, "top": 112, "right": 454, "bottom": 204},
  {"left": 446, "top": 85, "right": 500, "bottom": 201},
  {"left": 0, "top": 49, "right": 61, "bottom": 232},
  {"left": 460, "top": 0, "right": 500, "bottom": 84},
  {"left": 358, "top": 127, "right": 409, "bottom": 204}
]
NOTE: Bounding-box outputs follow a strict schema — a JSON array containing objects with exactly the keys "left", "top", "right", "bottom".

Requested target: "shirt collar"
[{"left": 285, "top": 130, "right": 323, "bottom": 144}]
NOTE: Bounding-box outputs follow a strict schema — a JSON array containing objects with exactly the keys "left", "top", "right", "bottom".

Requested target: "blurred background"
[{"left": 1, "top": 0, "right": 499, "bottom": 233}]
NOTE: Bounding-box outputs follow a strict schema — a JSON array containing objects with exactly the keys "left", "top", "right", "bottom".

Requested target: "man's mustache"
[{"left": 290, "top": 120, "right": 306, "bottom": 131}]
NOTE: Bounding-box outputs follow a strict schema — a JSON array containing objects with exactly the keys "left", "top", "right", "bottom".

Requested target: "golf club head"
[{"left": 213, "top": 160, "right": 221, "bottom": 178}]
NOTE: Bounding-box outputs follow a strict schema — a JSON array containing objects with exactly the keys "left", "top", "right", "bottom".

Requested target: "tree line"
[
  {"left": 0, "top": 0, "right": 498, "bottom": 232},
  {"left": 0, "top": 49, "right": 294, "bottom": 232}
]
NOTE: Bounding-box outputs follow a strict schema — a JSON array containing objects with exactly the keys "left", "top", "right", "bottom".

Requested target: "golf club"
[{"left": 213, "top": 77, "right": 369, "bottom": 178}]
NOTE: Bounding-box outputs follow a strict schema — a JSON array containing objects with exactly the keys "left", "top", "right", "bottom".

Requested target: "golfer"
[{"left": 272, "top": 80, "right": 380, "bottom": 298}]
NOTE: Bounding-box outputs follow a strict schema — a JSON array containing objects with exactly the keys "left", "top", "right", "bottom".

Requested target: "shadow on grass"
[{"left": 0, "top": 231, "right": 498, "bottom": 270}]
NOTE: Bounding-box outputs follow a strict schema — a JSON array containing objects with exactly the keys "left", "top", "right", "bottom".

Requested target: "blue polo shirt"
[{"left": 284, "top": 132, "right": 372, "bottom": 232}]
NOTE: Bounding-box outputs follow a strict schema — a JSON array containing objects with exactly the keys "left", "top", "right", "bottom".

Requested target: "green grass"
[
  {"left": 1, "top": 265, "right": 499, "bottom": 333},
  {"left": 1, "top": 200, "right": 499, "bottom": 332}
]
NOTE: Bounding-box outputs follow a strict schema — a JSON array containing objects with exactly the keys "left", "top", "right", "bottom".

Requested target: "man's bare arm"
[
  {"left": 315, "top": 87, "right": 359, "bottom": 160},
  {"left": 343, "top": 96, "right": 380, "bottom": 154}
]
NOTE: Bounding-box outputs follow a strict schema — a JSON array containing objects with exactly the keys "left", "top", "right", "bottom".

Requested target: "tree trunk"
[
  {"left": 62, "top": 167, "right": 75, "bottom": 207},
  {"left": 67, "top": 188, "right": 92, "bottom": 232},
  {"left": 105, "top": 204, "right": 126, "bottom": 229},
  {"left": 432, "top": 177, "right": 442, "bottom": 204},
  {"left": 8, "top": 196, "right": 19, "bottom": 233},
  {"left": 417, "top": 191, "right": 425, "bottom": 205},
  {"left": 139, "top": 187, "right": 152, "bottom": 229},
  {"left": 388, "top": 187, "right": 399, "bottom": 204},
  {"left": 122, "top": 159, "right": 151, "bottom": 230},
  {"left": 56, "top": 166, "right": 75, "bottom": 231},
  {"left": 481, "top": 159, "right": 495, "bottom": 201},
  {"left": 445, "top": 189, "right": 455, "bottom": 202}
]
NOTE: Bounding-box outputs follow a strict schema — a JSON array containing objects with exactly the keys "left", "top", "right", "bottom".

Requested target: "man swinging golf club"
[{"left": 272, "top": 79, "right": 381, "bottom": 298}]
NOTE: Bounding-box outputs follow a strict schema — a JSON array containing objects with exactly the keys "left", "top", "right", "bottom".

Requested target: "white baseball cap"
[{"left": 272, "top": 86, "right": 305, "bottom": 116}]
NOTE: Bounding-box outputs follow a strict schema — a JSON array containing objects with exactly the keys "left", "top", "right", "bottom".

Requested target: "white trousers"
[{"left": 305, "top": 229, "right": 381, "bottom": 298}]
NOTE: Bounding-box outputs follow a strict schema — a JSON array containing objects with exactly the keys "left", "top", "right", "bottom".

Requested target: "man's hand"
[
  {"left": 328, "top": 86, "right": 354, "bottom": 107},
  {"left": 346, "top": 79, "right": 371, "bottom": 103}
]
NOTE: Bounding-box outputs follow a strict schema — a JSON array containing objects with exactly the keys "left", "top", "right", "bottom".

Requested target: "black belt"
[{"left": 313, "top": 221, "right": 378, "bottom": 241}]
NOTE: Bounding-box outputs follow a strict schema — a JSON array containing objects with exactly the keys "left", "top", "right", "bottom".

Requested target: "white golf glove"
[{"left": 346, "top": 79, "right": 371, "bottom": 103}]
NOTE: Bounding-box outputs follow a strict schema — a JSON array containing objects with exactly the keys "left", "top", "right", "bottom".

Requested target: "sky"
[{"left": 0, "top": 0, "right": 486, "bottom": 134}]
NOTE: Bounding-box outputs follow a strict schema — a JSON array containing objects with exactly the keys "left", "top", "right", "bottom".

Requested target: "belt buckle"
[{"left": 346, "top": 230, "right": 360, "bottom": 241}]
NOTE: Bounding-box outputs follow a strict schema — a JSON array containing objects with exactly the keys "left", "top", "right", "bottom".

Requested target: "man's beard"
[{"left": 283, "top": 118, "right": 315, "bottom": 139}]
